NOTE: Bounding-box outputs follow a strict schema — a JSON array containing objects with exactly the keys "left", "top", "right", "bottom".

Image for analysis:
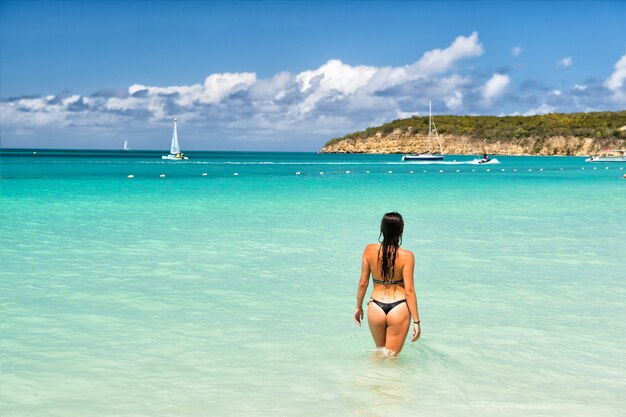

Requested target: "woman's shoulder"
[
  {"left": 397, "top": 247, "right": 414, "bottom": 258},
  {"left": 364, "top": 243, "right": 381, "bottom": 252}
]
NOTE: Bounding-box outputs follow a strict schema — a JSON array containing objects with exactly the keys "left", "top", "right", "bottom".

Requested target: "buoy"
[
  {"left": 472, "top": 169, "right": 476, "bottom": 172},
  {"left": 513, "top": 169, "right": 517, "bottom": 172},
  {"left": 423, "top": 170, "right": 427, "bottom": 173},
  {"left": 33, "top": 151, "right": 37, "bottom": 154},
  {"left": 439, "top": 170, "right": 444, "bottom": 173},
  {"left": 560, "top": 168, "right": 563, "bottom": 170},
  {"left": 409, "top": 170, "right": 414, "bottom": 174},
  {"left": 234, "top": 173, "right": 239, "bottom": 176},
  {"left": 346, "top": 170, "right": 350, "bottom": 174},
  {"left": 388, "top": 170, "right": 393, "bottom": 174},
  {"left": 456, "top": 169, "right": 460, "bottom": 173},
  {"left": 159, "top": 174, "right": 166, "bottom": 178},
  {"left": 605, "top": 167, "right": 609, "bottom": 170},
  {"left": 539, "top": 168, "right": 543, "bottom": 172},
  {"left": 582, "top": 167, "right": 585, "bottom": 170},
  {"left": 201, "top": 173, "right": 208, "bottom": 176},
  {"left": 620, "top": 167, "right": 623, "bottom": 170},
  {"left": 486, "top": 169, "right": 490, "bottom": 172},
  {"left": 529, "top": 169, "right": 532, "bottom": 172},
  {"left": 501, "top": 169, "right": 505, "bottom": 172},
  {"left": 320, "top": 171, "right": 324, "bottom": 175},
  {"left": 295, "top": 172, "right": 301, "bottom": 175},
  {"left": 365, "top": 170, "right": 370, "bottom": 173},
  {"left": 593, "top": 167, "right": 597, "bottom": 170},
  {"left": 127, "top": 174, "right": 134, "bottom": 179}
]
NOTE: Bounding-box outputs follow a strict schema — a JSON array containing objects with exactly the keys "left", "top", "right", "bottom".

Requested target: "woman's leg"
[
  {"left": 367, "top": 301, "right": 387, "bottom": 348},
  {"left": 384, "top": 303, "right": 410, "bottom": 354}
]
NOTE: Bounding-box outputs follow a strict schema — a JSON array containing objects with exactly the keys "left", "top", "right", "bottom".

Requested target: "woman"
[{"left": 354, "top": 212, "right": 421, "bottom": 355}]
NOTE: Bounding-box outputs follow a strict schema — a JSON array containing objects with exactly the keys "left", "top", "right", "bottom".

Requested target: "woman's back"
[{"left": 364, "top": 243, "right": 412, "bottom": 302}]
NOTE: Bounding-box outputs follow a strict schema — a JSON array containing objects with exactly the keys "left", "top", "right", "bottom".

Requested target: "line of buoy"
[{"left": 120, "top": 165, "right": 625, "bottom": 179}]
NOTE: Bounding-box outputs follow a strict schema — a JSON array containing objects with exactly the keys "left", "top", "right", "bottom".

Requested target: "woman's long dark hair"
[{"left": 378, "top": 212, "right": 404, "bottom": 280}]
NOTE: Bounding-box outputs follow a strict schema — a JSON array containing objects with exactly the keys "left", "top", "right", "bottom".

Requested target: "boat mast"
[{"left": 428, "top": 100, "right": 432, "bottom": 154}]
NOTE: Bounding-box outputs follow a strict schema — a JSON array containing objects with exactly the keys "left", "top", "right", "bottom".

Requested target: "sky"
[{"left": 1, "top": 0, "right": 625, "bottom": 151}]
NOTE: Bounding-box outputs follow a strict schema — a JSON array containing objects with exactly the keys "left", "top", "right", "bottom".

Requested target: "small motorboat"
[{"left": 585, "top": 149, "right": 626, "bottom": 162}]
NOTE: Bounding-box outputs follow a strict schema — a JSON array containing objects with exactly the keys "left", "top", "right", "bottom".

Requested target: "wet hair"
[{"left": 378, "top": 212, "right": 404, "bottom": 280}]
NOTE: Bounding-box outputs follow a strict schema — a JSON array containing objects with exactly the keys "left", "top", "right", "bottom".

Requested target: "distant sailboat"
[
  {"left": 401, "top": 100, "right": 445, "bottom": 162},
  {"left": 123, "top": 140, "right": 130, "bottom": 151},
  {"left": 162, "top": 118, "right": 189, "bottom": 160}
]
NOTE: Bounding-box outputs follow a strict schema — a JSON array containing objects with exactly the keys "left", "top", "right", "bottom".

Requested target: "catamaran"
[
  {"left": 402, "top": 100, "right": 444, "bottom": 162},
  {"left": 585, "top": 149, "right": 626, "bottom": 162},
  {"left": 162, "top": 118, "right": 188, "bottom": 160}
]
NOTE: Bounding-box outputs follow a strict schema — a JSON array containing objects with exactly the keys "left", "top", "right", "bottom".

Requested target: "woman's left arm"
[{"left": 354, "top": 247, "right": 371, "bottom": 326}]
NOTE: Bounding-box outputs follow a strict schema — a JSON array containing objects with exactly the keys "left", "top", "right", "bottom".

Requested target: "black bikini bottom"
[{"left": 368, "top": 298, "right": 407, "bottom": 315}]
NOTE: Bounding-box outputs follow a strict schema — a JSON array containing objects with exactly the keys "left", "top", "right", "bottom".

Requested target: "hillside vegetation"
[{"left": 322, "top": 111, "right": 626, "bottom": 155}]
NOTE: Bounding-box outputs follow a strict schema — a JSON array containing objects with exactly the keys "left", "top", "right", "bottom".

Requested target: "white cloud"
[
  {"left": 557, "top": 57, "right": 573, "bottom": 68},
  {"left": 482, "top": 73, "right": 510, "bottom": 101},
  {"left": 408, "top": 31, "right": 483, "bottom": 76},
  {"left": 512, "top": 46, "right": 523, "bottom": 57},
  {"left": 604, "top": 54, "right": 626, "bottom": 91}
]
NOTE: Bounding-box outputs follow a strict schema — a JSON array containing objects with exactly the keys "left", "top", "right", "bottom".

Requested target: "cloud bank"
[{"left": 1, "top": 34, "right": 624, "bottom": 150}]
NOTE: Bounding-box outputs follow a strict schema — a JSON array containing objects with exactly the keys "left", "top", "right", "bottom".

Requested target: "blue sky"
[{"left": 1, "top": 0, "right": 625, "bottom": 150}]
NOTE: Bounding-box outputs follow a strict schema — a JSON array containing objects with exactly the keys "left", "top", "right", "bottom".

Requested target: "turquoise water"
[{"left": 1, "top": 150, "right": 625, "bottom": 416}]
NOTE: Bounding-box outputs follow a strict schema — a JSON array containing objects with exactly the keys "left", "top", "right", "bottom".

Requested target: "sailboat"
[
  {"left": 162, "top": 118, "right": 189, "bottom": 160},
  {"left": 123, "top": 140, "right": 130, "bottom": 151},
  {"left": 401, "top": 100, "right": 444, "bottom": 161}
]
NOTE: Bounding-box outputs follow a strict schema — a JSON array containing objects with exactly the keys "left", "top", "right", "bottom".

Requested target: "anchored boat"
[
  {"left": 402, "top": 100, "right": 444, "bottom": 162},
  {"left": 162, "top": 118, "right": 189, "bottom": 160}
]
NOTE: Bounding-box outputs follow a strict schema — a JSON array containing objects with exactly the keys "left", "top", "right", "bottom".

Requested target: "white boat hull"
[
  {"left": 162, "top": 154, "right": 189, "bottom": 160},
  {"left": 402, "top": 154, "right": 445, "bottom": 161}
]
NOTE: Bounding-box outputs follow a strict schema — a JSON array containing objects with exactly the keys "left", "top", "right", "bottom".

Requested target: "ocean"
[{"left": 1, "top": 150, "right": 625, "bottom": 416}]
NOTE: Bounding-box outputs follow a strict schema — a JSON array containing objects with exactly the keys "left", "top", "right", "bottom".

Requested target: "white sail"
[
  {"left": 170, "top": 119, "right": 180, "bottom": 154},
  {"left": 123, "top": 140, "right": 129, "bottom": 150}
]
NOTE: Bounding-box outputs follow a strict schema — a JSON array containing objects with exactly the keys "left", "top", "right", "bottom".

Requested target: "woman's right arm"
[
  {"left": 403, "top": 252, "right": 421, "bottom": 342},
  {"left": 354, "top": 246, "right": 371, "bottom": 326}
]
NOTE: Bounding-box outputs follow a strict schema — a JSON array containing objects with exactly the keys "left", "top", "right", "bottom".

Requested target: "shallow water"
[{"left": 1, "top": 151, "right": 625, "bottom": 416}]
